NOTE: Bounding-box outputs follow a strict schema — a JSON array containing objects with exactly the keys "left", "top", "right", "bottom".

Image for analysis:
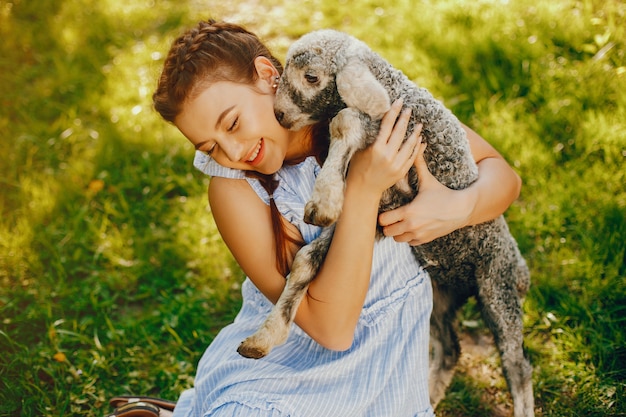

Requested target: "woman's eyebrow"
[
  {"left": 215, "top": 105, "right": 236, "bottom": 129},
  {"left": 193, "top": 105, "right": 237, "bottom": 150}
]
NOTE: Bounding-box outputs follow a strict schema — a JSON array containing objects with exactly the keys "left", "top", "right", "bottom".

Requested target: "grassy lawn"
[{"left": 1, "top": 0, "right": 624, "bottom": 416}]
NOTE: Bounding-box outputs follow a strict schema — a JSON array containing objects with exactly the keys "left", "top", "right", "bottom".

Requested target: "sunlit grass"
[{"left": 1, "top": 0, "right": 624, "bottom": 416}]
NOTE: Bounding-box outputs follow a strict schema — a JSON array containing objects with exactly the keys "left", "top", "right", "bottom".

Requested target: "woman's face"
[{"left": 175, "top": 78, "right": 295, "bottom": 175}]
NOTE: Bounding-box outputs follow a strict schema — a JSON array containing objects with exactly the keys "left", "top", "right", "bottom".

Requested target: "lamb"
[{"left": 237, "top": 29, "right": 535, "bottom": 417}]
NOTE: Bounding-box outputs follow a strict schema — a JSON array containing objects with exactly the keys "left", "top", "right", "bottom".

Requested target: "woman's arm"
[
  {"left": 378, "top": 123, "right": 521, "bottom": 245},
  {"left": 209, "top": 176, "right": 379, "bottom": 351},
  {"left": 302, "top": 105, "right": 420, "bottom": 349},
  {"left": 209, "top": 177, "right": 292, "bottom": 306},
  {"left": 209, "top": 101, "right": 419, "bottom": 350}
]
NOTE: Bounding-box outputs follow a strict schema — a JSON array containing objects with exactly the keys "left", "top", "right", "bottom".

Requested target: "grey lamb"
[{"left": 237, "top": 29, "right": 534, "bottom": 417}]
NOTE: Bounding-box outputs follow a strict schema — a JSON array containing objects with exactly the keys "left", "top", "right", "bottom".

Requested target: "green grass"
[{"left": 1, "top": 0, "right": 624, "bottom": 416}]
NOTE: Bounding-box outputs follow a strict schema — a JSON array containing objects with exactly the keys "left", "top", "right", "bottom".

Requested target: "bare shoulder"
[
  {"left": 208, "top": 176, "right": 298, "bottom": 304},
  {"left": 208, "top": 176, "right": 274, "bottom": 261}
]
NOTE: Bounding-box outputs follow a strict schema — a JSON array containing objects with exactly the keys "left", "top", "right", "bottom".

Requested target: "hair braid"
[{"left": 153, "top": 19, "right": 282, "bottom": 123}]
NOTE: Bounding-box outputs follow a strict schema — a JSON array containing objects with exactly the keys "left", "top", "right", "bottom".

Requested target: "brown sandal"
[{"left": 105, "top": 396, "right": 176, "bottom": 417}]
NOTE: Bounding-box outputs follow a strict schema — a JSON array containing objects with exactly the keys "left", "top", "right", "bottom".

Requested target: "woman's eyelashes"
[
  {"left": 201, "top": 117, "right": 237, "bottom": 155},
  {"left": 228, "top": 117, "right": 239, "bottom": 132},
  {"left": 202, "top": 142, "right": 216, "bottom": 156}
]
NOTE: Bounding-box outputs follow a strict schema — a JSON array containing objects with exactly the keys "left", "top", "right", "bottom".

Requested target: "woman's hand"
[
  {"left": 378, "top": 123, "right": 521, "bottom": 245},
  {"left": 378, "top": 146, "right": 473, "bottom": 245},
  {"left": 347, "top": 99, "right": 423, "bottom": 196}
]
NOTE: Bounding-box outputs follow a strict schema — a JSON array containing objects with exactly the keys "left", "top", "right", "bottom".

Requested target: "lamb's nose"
[{"left": 275, "top": 110, "right": 285, "bottom": 123}]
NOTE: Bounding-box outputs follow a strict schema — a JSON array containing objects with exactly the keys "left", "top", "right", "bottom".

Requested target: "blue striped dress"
[{"left": 173, "top": 152, "right": 434, "bottom": 417}]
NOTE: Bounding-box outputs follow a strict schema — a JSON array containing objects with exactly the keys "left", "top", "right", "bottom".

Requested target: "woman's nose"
[{"left": 221, "top": 139, "right": 246, "bottom": 162}]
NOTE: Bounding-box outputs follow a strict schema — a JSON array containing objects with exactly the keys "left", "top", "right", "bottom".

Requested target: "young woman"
[{"left": 148, "top": 19, "right": 521, "bottom": 417}]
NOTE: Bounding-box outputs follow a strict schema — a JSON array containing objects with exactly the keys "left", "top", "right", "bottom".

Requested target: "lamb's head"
[{"left": 274, "top": 29, "right": 391, "bottom": 131}]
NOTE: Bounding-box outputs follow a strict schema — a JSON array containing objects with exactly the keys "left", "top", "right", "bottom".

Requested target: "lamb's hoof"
[
  {"left": 237, "top": 342, "right": 268, "bottom": 359},
  {"left": 238, "top": 329, "right": 277, "bottom": 359},
  {"left": 304, "top": 201, "right": 336, "bottom": 227}
]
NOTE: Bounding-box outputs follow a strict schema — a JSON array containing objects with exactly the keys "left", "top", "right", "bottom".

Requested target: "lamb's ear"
[{"left": 336, "top": 58, "right": 390, "bottom": 118}]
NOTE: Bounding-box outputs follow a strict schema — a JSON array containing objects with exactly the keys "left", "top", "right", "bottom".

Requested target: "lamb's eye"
[{"left": 304, "top": 73, "right": 319, "bottom": 84}]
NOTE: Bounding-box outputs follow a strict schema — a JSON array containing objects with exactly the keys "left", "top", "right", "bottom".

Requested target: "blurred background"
[{"left": 1, "top": 0, "right": 624, "bottom": 415}]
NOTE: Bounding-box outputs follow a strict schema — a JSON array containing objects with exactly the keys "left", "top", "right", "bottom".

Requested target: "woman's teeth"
[{"left": 247, "top": 139, "right": 262, "bottom": 162}]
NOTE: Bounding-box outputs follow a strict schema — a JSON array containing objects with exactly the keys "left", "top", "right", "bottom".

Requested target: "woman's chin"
[{"left": 253, "top": 160, "right": 281, "bottom": 175}]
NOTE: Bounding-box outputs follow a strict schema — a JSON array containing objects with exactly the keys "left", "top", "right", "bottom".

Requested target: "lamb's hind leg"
[
  {"left": 429, "top": 281, "right": 463, "bottom": 408},
  {"left": 238, "top": 226, "right": 334, "bottom": 359},
  {"left": 304, "top": 108, "right": 367, "bottom": 227},
  {"left": 477, "top": 266, "right": 534, "bottom": 417}
]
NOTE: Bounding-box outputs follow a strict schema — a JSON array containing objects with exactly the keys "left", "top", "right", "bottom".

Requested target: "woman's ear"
[{"left": 254, "top": 56, "right": 279, "bottom": 87}]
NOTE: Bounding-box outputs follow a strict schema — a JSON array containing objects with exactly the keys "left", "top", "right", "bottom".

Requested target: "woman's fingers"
[
  {"left": 386, "top": 107, "right": 412, "bottom": 150},
  {"left": 376, "top": 98, "right": 404, "bottom": 145},
  {"left": 412, "top": 134, "right": 439, "bottom": 190},
  {"left": 355, "top": 100, "right": 426, "bottom": 191},
  {"left": 397, "top": 126, "right": 423, "bottom": 171}
]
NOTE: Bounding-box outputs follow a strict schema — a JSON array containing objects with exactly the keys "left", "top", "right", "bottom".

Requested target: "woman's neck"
[{"left": 285, "top": 126, "right": 316, "bottom": 165}]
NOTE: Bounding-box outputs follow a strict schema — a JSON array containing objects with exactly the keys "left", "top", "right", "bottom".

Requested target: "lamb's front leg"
[
  {"left": 304, "top": 108, "right": 367, "bottom": 227},
  {"left": 238, "top": 226, "right": 334, "bottom": 359}
]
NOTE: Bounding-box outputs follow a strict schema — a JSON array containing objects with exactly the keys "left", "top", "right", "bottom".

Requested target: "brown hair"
[
  {"left": 153, "top": 19, "right": 323, "bottom": 276},
  {"left": 153, "top": 19, "right": 283, "bottom": 122}
]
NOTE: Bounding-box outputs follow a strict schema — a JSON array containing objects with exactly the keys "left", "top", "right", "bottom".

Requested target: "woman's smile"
[
  {"left": 175, "top": 79, "right": 312, "bottom": 175},
  {"left": 175, "top": 80, "right": 293, "bottom": 174},
  {"left": 246, "top": 138, "right": 265, "bottom": 166}
]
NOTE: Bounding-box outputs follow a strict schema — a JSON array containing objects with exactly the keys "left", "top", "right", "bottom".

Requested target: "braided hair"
[
  {"left": 153, "top": 19, "right": 283, "bottom": 123},
  {"left": 153, "top": 20, "right": 316, "bottom": 276}
]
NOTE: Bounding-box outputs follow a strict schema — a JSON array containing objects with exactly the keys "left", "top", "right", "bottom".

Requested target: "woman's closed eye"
[
  {"left": 227, "top": 117, "right": 239, "bottom": 132},
  {"left": 201, "top": 142, "right": 217, "bottom": 156}
]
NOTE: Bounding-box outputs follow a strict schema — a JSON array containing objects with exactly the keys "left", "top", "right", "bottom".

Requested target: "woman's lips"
[{"left": 246, "top": 138, "right": 264, "bottom": 166}]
